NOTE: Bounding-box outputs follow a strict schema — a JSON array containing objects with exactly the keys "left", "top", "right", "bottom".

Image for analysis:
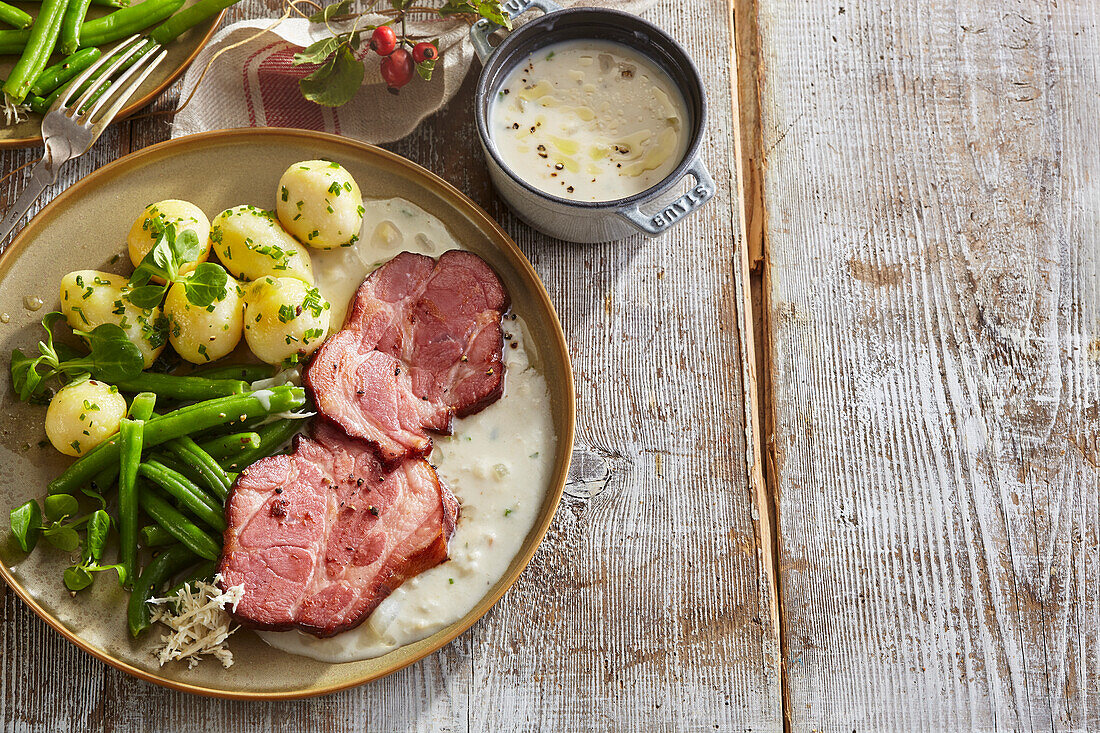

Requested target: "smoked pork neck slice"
[
  {"left": 218, "top": 421, "right": 459, "bottom": 637},
  {"left": 305, "top": 250, "right": 510, "bottom": 466}
]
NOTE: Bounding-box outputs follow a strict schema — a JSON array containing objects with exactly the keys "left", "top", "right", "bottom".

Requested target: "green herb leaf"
[
  {"left": 64, "top": 565, "right": 93, "bottom": 591},
  {"left": 44, "top": 493, "right": 78, "bottom": 522},
  {"left": 125, "top": 283, "right": 169, "bottom": 309},
  {"left": 308, "top": 0, "right": 352, "bottom": 23},
  {"left": 83, "top": 324, "right": 144, "bottom": 383},
  {"left": 182, "top": 263, "right": 229, "bottom": 307},
  {"left": 10, "top": 348, "right": 46, "bottom": 402},
  {"left": 84, "top": 509, "right": 110, "bottom": 562},
  {"left": 299, "top": 45, "right": 364, "bottom": 107},
  {"left": 171, "top": 228, "right": 203, "bottom": 266},
  {"left": 10, "top": 500, "right": 41, "bottom": 552},
  {"left": 89, "top": 562, "right": 127, "bottom": 587},
  {"left": 43, "top": 525, "right": 80, "bottom": 552}
]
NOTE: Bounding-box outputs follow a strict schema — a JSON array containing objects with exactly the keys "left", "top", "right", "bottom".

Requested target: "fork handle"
[{"left": 0, "top": 157, "right": 59, "bottom": 247}]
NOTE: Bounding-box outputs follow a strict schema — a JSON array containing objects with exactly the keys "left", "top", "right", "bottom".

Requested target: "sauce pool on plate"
[{"left": 488, "top": 39, "right": 691, "bottom": 202}]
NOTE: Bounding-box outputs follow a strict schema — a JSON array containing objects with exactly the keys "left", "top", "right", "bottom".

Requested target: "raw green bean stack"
[{"left": 0, "top": 0, "right": 243, "bottom": 111}]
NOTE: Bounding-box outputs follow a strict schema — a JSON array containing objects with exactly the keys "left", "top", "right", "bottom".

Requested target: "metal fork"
[{"left": 0, "top": 35, "right": 168, "bottom": 244}]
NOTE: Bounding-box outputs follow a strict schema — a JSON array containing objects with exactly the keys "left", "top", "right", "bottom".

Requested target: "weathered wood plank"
[
  {"left": 758, "top": 0, "right": 1100, "bottom": 729},
  {"left": 0, "top": 0, "right": 779, "bottom": 729}
]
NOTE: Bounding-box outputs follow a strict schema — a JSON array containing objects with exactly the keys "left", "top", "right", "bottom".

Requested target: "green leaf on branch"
[
  {"left": 300, "top": 45, "right": 364, "bottom": 107},
  {"left": 10, "top": 500, "right": 41, "bottom": 553},
  {"left": 82, "top": 324, "right": 144, "bottom": 383},
  {"left": 293, "top": 36, "right": 342, "bottom": 65},
  {"left": 308, "top": 0, "right": 352, "bottom": 23},
  {"left": 124, "top": 284, "right": 168, "bottom": 309},
  {"left": 416, "top": 58, "right": 436, "bottom": 81}
]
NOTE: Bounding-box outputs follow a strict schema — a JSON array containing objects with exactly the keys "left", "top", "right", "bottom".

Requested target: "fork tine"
[
  {"left": 54, "top": 34, "right": 143, "bottom": 112},
  {"left": 83, "top": 45, "right": 167, "bottom": 124},
  {"left": 64, "top": 35, "right": 147, "bottom": 113}
]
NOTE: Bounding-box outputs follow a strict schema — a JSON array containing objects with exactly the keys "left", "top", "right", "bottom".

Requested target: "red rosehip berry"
[
  {"left": 381, "top": 48, "right": 414, "bottom": 92},
  {"left": 412, "top": 42, "right": 438, "bottom": 64},
  {"left": 370, "top": 26, "right": 397, "bottom": 56}
]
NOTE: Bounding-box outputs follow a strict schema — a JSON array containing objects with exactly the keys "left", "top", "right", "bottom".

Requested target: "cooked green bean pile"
[
  {"left": 10, "top": 377, "right": 306, "bottom": 637},
  {"left": 0, "top": 0, "right": 241, "bottom": 112}
]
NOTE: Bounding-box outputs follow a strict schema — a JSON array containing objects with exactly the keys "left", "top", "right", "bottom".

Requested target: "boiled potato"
[
  {"left": 165, "top": 270, "right": 244, "bottom": 364},
  {"left": 59, "top": 270, "right": 167, "bottom": 368},
  {"left": 45, "top": 379, "right": 127, "bottom": 457},
  {"left": 210, "top": 205, "right": 314, "bottom": 284},
  {"left": 127, "top": 200, "right": 211, "bottom": 274},
  {"left": 276, "top": 160, "right": 364, "bottom": 250},
  {"left": 243, "top": 276, "right": 331, "bottom": 366}
]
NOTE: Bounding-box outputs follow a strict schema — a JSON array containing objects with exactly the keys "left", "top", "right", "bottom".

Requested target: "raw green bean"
[
  {"left": 0, "top": 2, "right": 32, "bottom": 30},
  {"left": 108, "top": 372, "right": 249, "bottom": 401},
  {"left": 197, "top": 431, "right": 261, "bottom": 459},
  {"left": 128, "top": 390, "right": 157, "bottom": 421},
  {"left": 138, "top": 489, "right": 220, "bottom": 561},
  {"left": 29, "top": 46, "right": 100, "bottom": 97},
  {"left": 140, "top": 523, "right": 175, "bottom": 546},
  {"left": 138, "top": 459, "right": 224, "bottom": 530},
  {"left": 148, "top": 0, "right": 235, "bottom": 44},
  {"left": 127, "top": 543, "right": 195, "bottom": 637},
  {"left": 48, "top": 386, "right": 305, "bottom": 495},
  {"left": 3, "top": 0, "right": 69, "bottom": 104},
  {"left": 187, "top": 363, "right": 274, "bottom": 383},
  {"left": 117, "top": 418, "right": 143, "bottom": 588},
  {"left": 58, "top": 0, "right": 91, "bottom": 54},
  {"left": 0, "top": 29, "right": 28, "bottom": 54},
  {"left": 29, "top": 37, "right": 153, "bottom": 114},
  {"left": 78, "top": 0, "right": 182, "bottom": 47},
  {"left": 219, "top": 418, "right": 301, "bottom": 471}
]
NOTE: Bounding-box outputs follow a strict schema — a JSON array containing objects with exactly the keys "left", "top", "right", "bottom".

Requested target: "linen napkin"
[{"left": 169, "top": 0, "right": 656, "bottom": 144}]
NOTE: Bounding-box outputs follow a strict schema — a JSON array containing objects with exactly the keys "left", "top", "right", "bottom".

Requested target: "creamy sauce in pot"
[
  {"left": 256, "top": 198, "right": 556, "bottom": 663},
  {"left": 488, "top": 39, "right": 690, "bottom": 202}
]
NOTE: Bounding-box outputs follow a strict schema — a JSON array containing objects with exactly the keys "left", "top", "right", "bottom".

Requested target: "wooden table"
[
  {"left": 2, "top": 0, "right": 1093, "bottom": 729},
  {"left": 0, "top": 0, "right": 782, "bottom": 730}
]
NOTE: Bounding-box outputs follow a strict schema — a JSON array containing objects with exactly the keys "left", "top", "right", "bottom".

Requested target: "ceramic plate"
[
  {"left": 0, "top": 128, "right": 574, "bottom": 698},
  {"left": 0, "top": 2, "right": 224, "bottom": 148}
]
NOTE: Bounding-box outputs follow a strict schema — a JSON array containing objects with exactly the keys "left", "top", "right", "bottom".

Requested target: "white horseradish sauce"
[
  {"left": 488, "top": 39, "right": 690, "bottom": 202},
  {"left": 256, "top": 198, "right": 556, "bottom": 663}
]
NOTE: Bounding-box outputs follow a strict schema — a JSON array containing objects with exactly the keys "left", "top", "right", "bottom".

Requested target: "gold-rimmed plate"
[
  {"left": 0, "top": 128, "right": 574, "bottom": 698},
  {"left": 0, "top": 2, "right": 224, "bottom": 148}
]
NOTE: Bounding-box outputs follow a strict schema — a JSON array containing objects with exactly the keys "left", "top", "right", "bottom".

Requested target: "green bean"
[
  {"left": 151, "top": 451, "right": 207, "bottom": 493},
  {"left": 28, "top": 37, "right": 154, "bottom": 114},
  {"left": 140, "top": 523, "right": 175, "bottom": 546},
  {"left": 197, "top": 431, "right": 261, "bottom": 459},
  {"left": 0, "top": 29, "right": 29, "bottom": 54},
  {"left": 3, "top": 0, "right": 69, "bottom": 104},
  {"left": 148, "top": 0, "right": 235, "bottom": 44},
  {"left": 138, "top": 489, "right": 220, "bottom": 561},
  {"left": 29, "top": 46, "right": 100, "bottom": 97},
  {"left": 89, "top": 463, "right": 117, "bottom": 493},
  {"left": 219, "top": 418, "right": 301, "bottom": 471},
  {"left": 138, "top": 459, "right": 224, "bottom": 530},
  {"left": 78, "top": 0, "right": 182, "bottom": 47},
  {"left": 108, "top": 372, "right": 249, "bottom": 401},
  {"left": 22, "top": 0, "right": 128, "bottom": 7},
  {"left": 128, "top": 390, "right": 157, "bottom": 421},
  {"left": 167, "top": 436, "right": 232, "bottom": 499},
  {"left": 117, "top": 418, "right": 143, "bottom": 588},
  {"left": 48, "top": 386, "right": 305, "bottom": 495},
  {"left": 0, "top": 2, "right": 32, "bottom": 30},
  {"left": 58, "top": 0, "right": 91, "bottom": 54},
  {"left": 187, "top": 363, "right": 274, "bottom": 383},
  {"left": 127, "top": 544, "right": 195, "bottom": 637}
]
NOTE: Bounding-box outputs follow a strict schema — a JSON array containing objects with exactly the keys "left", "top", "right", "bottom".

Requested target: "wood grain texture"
[
  {"left": 757, "top": 0, "right": 1100, "bottom": 729},
  {"left": 0, "top": 0, "right": 780, "bottom": 729}
]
